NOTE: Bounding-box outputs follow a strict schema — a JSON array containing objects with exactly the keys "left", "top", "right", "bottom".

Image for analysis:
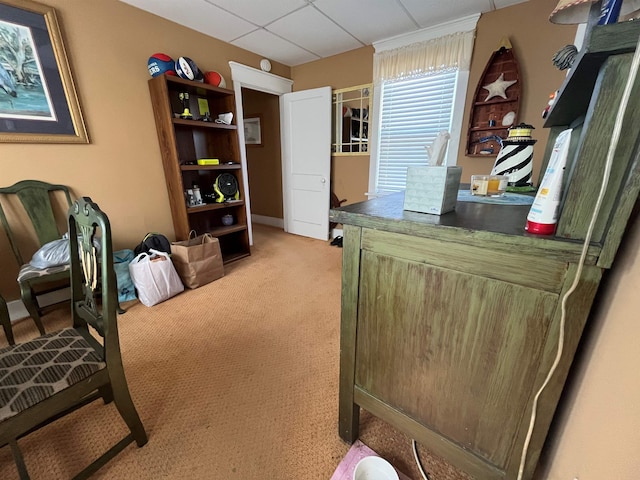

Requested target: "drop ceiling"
[{"left": 120, "top": 0, "right": 528, "bottom": 67}]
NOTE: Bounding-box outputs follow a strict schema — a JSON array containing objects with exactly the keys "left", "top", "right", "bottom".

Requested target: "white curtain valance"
[{"left": 373, "top": 29, "right": 475, "bottom": 84}]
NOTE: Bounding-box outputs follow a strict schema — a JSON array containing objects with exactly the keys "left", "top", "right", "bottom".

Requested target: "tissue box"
[{"left": 403, "top": 166, "right": 462, "bottom": 215}]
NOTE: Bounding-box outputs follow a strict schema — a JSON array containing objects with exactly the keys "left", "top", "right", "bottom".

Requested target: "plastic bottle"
[
  {"left": 525, "top": 129, "right": 572, "bottom": 235},
  {"left": 192, "top": 184, "right": 202, "bottom": 205}
]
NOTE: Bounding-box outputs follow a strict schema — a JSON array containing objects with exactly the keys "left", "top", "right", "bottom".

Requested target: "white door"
[{"left": 281, "top": 87, "right": 331, "bottom": 240}]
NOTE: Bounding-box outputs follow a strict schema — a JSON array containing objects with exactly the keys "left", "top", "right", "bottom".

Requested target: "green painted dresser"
[{"left": 330, "top": 21, "right": 640, "bottom": 480}]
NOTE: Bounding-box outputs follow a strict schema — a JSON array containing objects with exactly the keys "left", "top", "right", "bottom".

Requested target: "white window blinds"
[{"left": 376, "top": 70, "right": 457, "bottom": 193}]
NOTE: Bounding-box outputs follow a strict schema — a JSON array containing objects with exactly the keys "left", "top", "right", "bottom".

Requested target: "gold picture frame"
[{"left": 0, "top": 0, "right": 88, "bottom": 143}]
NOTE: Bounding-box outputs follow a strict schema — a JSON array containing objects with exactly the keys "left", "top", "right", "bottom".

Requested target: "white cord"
[
  {"left": 516, "top": 33, "right": 640, "bottom": 480},
  {"left": 412, "top": 439, "right": 431, "bottom": 480}
]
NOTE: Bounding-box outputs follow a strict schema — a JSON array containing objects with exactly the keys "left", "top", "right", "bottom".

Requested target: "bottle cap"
[{"left": 525, "top": 220, "right": 556, "bottom": 235}]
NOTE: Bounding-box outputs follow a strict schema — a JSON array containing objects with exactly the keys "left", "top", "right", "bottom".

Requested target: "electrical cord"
[
  {"left": 412, "top": 439, "right": 430, "bottom": 480},
  {"left": 516, "top": 33, "right": 640, "bottom": 480}
]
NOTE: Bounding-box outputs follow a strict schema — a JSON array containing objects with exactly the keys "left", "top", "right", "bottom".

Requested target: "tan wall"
[
  {"left": 0, "top": 0, "right": 290, "bottom": 299},
  {"left": 242, "top": 89, "right": 283, "bottom": 219},
  {"left": 538, "top": 212, "right": 640, "bottom": 480},
  {"left": 292, "top": 47, "right": 374, "bottom": 205}
]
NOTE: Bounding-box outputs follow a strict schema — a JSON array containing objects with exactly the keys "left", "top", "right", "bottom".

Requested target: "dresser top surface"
[
  {"left": 331, "top": 191, "right": 531, "bottom": 235},
  {"left": 330, "top": 192, "right": 599, "bottom": 260}
]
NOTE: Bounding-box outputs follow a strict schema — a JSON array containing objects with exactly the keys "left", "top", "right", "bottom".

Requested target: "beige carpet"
[{"left": 0, "top": 224, "right": 470, "bottom": 480}]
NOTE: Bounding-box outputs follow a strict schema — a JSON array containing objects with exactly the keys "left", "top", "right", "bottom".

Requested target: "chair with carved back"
[
  {"left": 0, "top": 197, "right": 148, "bottom": 479},
  {"left": 0, "top": 180, "right": 74, "bottom": 335}
]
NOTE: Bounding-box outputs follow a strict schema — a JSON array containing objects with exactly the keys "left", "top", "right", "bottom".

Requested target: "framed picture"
[
  {"left": 244, "top": 115, "right": 262, "bottom": 146},
  {"left": 0, "top": 0, "right": 88, "bottom": 143}
]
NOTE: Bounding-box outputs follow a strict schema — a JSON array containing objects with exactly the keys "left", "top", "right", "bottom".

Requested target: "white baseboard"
[
  {"left": 252, "top": 214, "right": 284, "bottom": 229},
  {"left": 7, "top": 300, "right": 29, "bottom": 322},
  {"left": 7, "top": 288, "right": 70, "bottom": 322}
]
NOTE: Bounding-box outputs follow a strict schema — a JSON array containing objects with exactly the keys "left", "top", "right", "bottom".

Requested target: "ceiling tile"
[
  {"left": 120, "top": 0, "right": 532, "bottom": 67},
  {"left": 206, "top": 0, "right": 308, "bottom": 26},
  {"left": 314, "top": 0, "right": 418, "bottom": 45},
  {"left": 232, "top": 29, "right": 320, "bottom": 66},
  {"left": 268, "top": 5, "right": 363, "bottom": 58},
  {"left": 121, "top": 0, "right": 255, "bottom": 42}
]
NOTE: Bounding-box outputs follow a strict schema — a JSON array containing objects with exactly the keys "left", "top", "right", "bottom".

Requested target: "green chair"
[
  {"left": 0, "top": 197, "right": 148, "bottom": 479},
  {"left": 0, "top": 295, "right": 14, "bottom": 345},
  {"left": 0, "top": 180, "right": 73, "bottom": 334}
]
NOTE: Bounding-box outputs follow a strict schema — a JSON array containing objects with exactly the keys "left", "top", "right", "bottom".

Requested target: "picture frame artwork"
[
  {"left": 244, "top": 115, "right": 262, "bottom": 146},
  {"left": 0, "top": 0, "right": 88, "bottom": 143}
]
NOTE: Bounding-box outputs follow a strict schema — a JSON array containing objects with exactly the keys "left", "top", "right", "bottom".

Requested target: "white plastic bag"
[
  {"left": 30, "top": 238, "right": 69, "bottom": 269},
  {"left": 128, "top": 249, "right": 184, "bottom": 307},
  {"left": 30, "top": 233, "right": 101, "bottom": 269}
]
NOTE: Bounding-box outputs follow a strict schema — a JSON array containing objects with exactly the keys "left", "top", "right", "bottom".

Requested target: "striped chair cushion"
[
  {"left": 0, "top": 328, "right": 105, "bottom": 422},
  {"left": 17, "top": 262, "right": 70, "bottom": 283}
]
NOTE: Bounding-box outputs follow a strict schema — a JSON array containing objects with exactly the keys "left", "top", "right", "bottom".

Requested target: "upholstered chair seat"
[{"left": 0, "top": 328, "right": 105, "bottom": 422}]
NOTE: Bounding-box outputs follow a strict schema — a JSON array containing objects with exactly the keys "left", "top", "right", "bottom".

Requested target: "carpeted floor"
[{"left": 0, "top": 224, "right": 471, "bottom": 480}]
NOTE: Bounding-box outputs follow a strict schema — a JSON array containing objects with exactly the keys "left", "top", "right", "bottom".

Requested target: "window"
[
  {"left": 376, "top": 71, "right": 457, "bottom": 193},
  {"left": 367, "top": 15, "right": 478, "bottom": 197}
]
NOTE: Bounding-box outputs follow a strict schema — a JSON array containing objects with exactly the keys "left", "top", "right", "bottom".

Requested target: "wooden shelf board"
[
  {"left": 172, "top": 118, "right": 237, "bottom": 130},
  {"left": 473, "top": 98, "right": 519, "bottom": 106},
  {"left": 223, "top": 251, "right": 251, "bottom": 264},
  {"left": 163, "top": 75, "right": 235, "bottom": 95},
  {"left": 186, "top": 200, "right": 244, "bottom": 213},
  {"left": 181, "top": 163, "right": 241, "bottom": 171},
  {"left": 544, "top": 21, "right": 640, "bottom": 127},
  {"left": 470, "top": 126, "right": 511, "bottom": 132},
  {"left": 209, "top": 225, "right": 247, "bottom": 237}
]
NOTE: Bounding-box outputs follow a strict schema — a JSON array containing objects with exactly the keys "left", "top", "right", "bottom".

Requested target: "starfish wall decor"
[{"left": 483, "top": 73, "right": 517, "bottom": 101}]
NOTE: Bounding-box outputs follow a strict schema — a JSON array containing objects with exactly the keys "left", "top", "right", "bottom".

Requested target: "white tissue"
[{"left": 425, "top": 130, "right": 451, "bottom": 166}]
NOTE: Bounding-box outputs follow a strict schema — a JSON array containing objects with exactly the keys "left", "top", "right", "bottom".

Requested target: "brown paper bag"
[{"left": 170, "top": 233, "right": 224, "bottom": 289}]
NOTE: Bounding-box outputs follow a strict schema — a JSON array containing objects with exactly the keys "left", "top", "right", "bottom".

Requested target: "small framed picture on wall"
[{"left": 244, "top": 115, "right": 262, "bottom": 146}]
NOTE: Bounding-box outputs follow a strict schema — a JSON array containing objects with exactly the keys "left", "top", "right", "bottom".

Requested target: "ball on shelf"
[
  {"left": 204, "top": 71, "right": 226, "bottom": 88},
  {"left": 147, "top": 53, "right": 176, "bottom": 77},
  {"left": 175, "top": 56, "right": 203, "bottom": 81}
]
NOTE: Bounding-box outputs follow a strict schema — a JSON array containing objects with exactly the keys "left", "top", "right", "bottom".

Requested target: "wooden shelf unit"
[
  {"left": 466, "top": 43, "right": 520, "bottom": 157},
  {"left": 148, "top": 74, "right": 250, "bottom": 264}
]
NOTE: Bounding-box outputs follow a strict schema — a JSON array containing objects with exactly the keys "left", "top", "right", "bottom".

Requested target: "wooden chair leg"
[
  {"left": 99, "top": 384, "right": 114, "bottom": 404},
  {"left": 9, "top": 440, "right": 31, "bottom": 480},
  {"left": 110, "top": 374, "right": 148, "bottom": 447},
  {"left": 19, "top": 284, "right": 45, "bottom": 335},
  {"left": 0, "top": 295, "right": 15, "bottom": 345}
]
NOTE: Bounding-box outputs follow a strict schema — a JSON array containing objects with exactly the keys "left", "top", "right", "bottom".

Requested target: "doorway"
[
  {"left": 241, "top": 88, "right": 284, "bottom": 231},
  {"left": 230, "top": 62, "right": 331, "bottom": 245},
  {"left": 230, "top": 61, "right": 292, "bottom": 246}
]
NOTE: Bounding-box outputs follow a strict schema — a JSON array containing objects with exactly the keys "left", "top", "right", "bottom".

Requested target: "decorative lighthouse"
[{"left": 490, "top": 123, "right": 537, "bottom": 192}]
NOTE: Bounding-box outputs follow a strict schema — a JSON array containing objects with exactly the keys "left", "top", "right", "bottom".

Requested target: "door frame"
[{"left": 229, "top": 62, "right": 293, "bottom": 245}]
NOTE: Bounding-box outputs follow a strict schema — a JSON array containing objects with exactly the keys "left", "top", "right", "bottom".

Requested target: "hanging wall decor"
[
  {"left": 244, "top": 115, "right": 262, "bottom": 146},
  {"left": 466, "top": 37, "right": 520, "bottom": 157},
  {"left": 0, "top": 0, "right": 88, "bottom": 143}
]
